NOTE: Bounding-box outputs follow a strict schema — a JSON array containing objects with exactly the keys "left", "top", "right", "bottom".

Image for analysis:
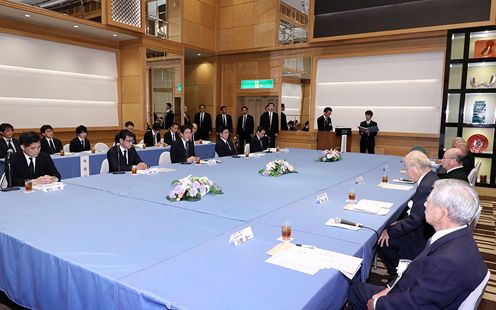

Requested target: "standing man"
[
  {"left": 107, "top": 129, "right": 148, "bottom": 173},
  {"left": 359, "top": 110, "right": 378, "bottom": 154},
  {"left": 164, "top": 102, "right": 174, "bottom": 130},
  {"left": 317, "top": 107, "right": 333, "bottom": 131},
  {"left": 40, "top": 124, "right": 63, "bottom": 154},
  {"left": 215, "top": 105, "right": 233, "bottom": 134},
  {"left": 164, "top": 122, "right": 180, "bottom": 145},
  {"left": 143, "top": 123, "right": 162, "bottom": 147},
  {"left": 0, "top": 123, "right": 21, "bottom": 159},
  {"left": 378, "top": 150, "right": 438, "bottom": 278},
  {"left": 170, "top": 124, "right": 196, "bottom": 163},
  {"left": 5, "top": 131, "right": 60, "bottom": 187},
  {"left": 260, "top": 102, "right": 279, "bottom": 148},
  {"left": 215, "top": 127, "right": 236, "bottom": 157},
  {"left": 281, "top": 103, "right": 289, "bottom": 131},
  {"left": 194, "top": 104, "right": 212, "bottom": 141},
  {"left": 236, "top": 106, "right": 254, "bottom": 154},
  {"left": 69, "top": 125, "right": 90, "bottom": 152},
  {"left": 184, "top": 105, "right": 191, "bottom": 126}
]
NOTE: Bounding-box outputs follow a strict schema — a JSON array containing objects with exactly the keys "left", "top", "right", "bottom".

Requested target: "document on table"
[
  {"left": 156, "top": 168, "right": 176, "bottom": 173},
  {"left": 266, "top": 244, "right": 362, "bottom": 279},
  {"left": 378, "top": 183, "right": 414, "bottom": 191},
  {"left": 343, "top": 199, "right": 394, "bottom": 215}
]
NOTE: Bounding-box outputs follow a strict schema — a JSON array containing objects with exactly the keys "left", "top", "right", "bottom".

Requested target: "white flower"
[
  {"left": 287, "top": 165, "right": 294, "bottom": 172},
  {"left": 396, "top": 259, "right": 412, "bottom": 276}
]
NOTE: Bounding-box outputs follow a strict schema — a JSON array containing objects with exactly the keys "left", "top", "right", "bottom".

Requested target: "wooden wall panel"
[
  {"left": 120, "top": 45, "right": 146, "bottom": 130},
  {"left": 182, "top": 0, "right": 216, "bottom": 52}
]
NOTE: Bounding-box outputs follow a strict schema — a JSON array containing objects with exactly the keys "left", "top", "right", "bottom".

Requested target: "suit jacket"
[
  {"left": 0, "top": 138, "right": 21, "bottom": 159},
  {"left": 184, "top": 113, "right": 191, "bottom": 126},
  {"left": 387, "top": 170, "right": 438, "bottom": 255},
  {"left": 439, "top": 166, "right": 468, "bottom": 182},
  {"left": 163, "top": 131, "right": 180, "bottom": 145},
  {"left": 215, "top": 138, "right": 236, "bottom": 157},
  {"left": 69, "top": 137, "right": 90, "bottom": 152},
  {"left": 40, "top": 138, "right": 63, "bottom": 155},
  {"left": 260, "top": 111, "right": 279, "bottom": 135},
  {"left": 194, "top": 112, "right": 212, "bottom": 140},
  {"left": 5, "top": 151, "right": 61, "bottom": 187},
  {"left": 359, "top": 120, "right": 378, "bottom": 143},
  {"left": 462, "top": 151, "right": 475, "bottom": 176},
  {"left": 249, "top": 135, "right": 268, "bottom": 153},
  {"left": 107, "top": 145, "right": 143, "bottom": 172},
  {"left": 317, "top": 115, "right": 333, "bottom": 131},
  {"left": 281, "top": 112, "right": 288, "bottom": 131},
  {"left": 377, "top": 227, "right": 487, "bottom": 309},
  {"left": 236, "top": 114, "right": 255, "bottom": 137},
  {"left": 143, "top": 130, "right": 161, "bottom": 147},
  {"left": 215, "top": 114, "right": 233, "bottom": 133},
  {"left": 164, "top": 110, "right": 174, "bottom": 129},
  {"left": 170, "top": 139, "right": 195, "bottom": 163}
]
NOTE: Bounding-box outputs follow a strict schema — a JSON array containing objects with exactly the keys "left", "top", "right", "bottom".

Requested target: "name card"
[
  {"left": 316, "top": 193, "right": 328, "bottom": 204},
  {"left": 137, "top": 168, "right": 159, "bottom": 175},
  {"left": 355, "top": 176, "right": 364, "bottom": 184},
  {"left": 33, "top": 182, "right": 65, "bottom": 192},
  {"left": 80, "top": 155, "right": 90, "bottom": 177},
  {"left": 229, "top": 226, "right": 254, "bottom": 246}
]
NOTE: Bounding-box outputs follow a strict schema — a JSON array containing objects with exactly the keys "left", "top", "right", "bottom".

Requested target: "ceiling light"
[
  {"left": 73, "top": 25, "right": 79, "bottom": 28},
  {"left": 24, "top": 14, "right": 31, "bottom": 18},
  {"left": 112, "top": 34, "right": 118, "bottom": 37},
  {"left": 197, "top": 53, "right": 201, "bottom": 56}
]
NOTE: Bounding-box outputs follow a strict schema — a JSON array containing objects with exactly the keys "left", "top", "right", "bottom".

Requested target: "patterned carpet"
[
  {"left": 367, "top": 196, "right": 496, "bottom": 309},
  {"left": 1, "top": 198, "right": 496, "bottom": 309}
]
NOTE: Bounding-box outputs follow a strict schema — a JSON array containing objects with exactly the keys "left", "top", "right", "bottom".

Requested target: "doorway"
[{"left": 237, "top": 96, "right": 278, "bottom": 131}]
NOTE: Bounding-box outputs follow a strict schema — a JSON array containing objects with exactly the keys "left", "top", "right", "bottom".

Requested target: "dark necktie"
[
  {"left": 200, "top": 113, "right": 204, "bottom": 126},
  {"left": 172, "top": 133, "right": 175, "bottom": 142},
  {"left": 123, "top": 150, "right": 128, "bottom": 165},
  {"left": 259, "top": 138, "right": 263, "bottom": 149},
  {"left": 184, "top": 141, "right": 189, "bottom": 154},
  {"left": 242, "top": 116, "right": 246, "bottom": 131},
  {"left": 29, "top": 157, "right": 35, "bottom": 177},
  {"left": 269, "top": 112, "right": 272, "bottom": 127},
  {"left": 81, "top": 140, "right": 85, "bottom": 149},
  {"left": 7, "top": 139, "right": 13, "bottom": 150},
  {"left": 223, "top": 115, "right": 226, "bottom": 127},
  {"left": 226, "top": 140, "right": 231, "bottom": 150},
  {"left": 49, "top": 139, "right": 56, "bottom": 152}
]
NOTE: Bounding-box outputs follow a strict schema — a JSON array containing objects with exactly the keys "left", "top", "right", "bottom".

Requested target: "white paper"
[
  {"left": 392, "top": 178, "right": 415, "bottom": 184},
  {"left": 378, "top": 183, "right": 414, "bottom": 191},
  {"left": 325, "top": 218, "right": 360, "bottom": 231},
  {"left": 357, "top": 199, "right": 393, "bottom": 209},
  {"left": 344, "top": 203, "right": 390, "bottom": 216},
  {"left": 80, "top": 155, "right": 90, "bottom": 177},
  {"left": 156, "top": 168, "right": 176, "bottom": 173}
]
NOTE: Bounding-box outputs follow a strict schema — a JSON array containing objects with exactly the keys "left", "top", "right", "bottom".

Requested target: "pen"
[{"left": 296, "top": 244, "right": 315, "bottom": 249}]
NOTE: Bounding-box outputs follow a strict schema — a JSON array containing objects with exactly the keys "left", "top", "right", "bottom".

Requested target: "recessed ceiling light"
[
  {"left": 197, "top": 53, "right": 201, "bottom": 56},
  {"left": 24, "top": 14, "right": 31, "bottom": 18},
  {"left": 73, "top": 25, "right": 79, "bottom": 28},
  {"left": 112, "top": 34, "right": 118, "bottom": 37}
]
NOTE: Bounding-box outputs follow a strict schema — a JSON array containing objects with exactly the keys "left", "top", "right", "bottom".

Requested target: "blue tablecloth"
[{"left": 0, "top": 149, "right": 415, "bottom": 310}]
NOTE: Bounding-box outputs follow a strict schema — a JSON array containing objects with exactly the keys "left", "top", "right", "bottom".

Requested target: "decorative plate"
[{"left": 467, "top": 134, "right": 489, "bottom": 153}]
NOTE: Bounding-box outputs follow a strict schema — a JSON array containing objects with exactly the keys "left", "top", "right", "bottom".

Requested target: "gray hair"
[
  {"left": 404, "top": 150, "right": 431, "bottom": 170},
  {"left": 429, "top": 179, "right": 479, "bottom": 225}
]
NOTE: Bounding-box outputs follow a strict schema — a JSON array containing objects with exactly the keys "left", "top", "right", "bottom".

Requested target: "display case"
[{"left": 440, "top": 26, "right": 496, "bottom": 187}]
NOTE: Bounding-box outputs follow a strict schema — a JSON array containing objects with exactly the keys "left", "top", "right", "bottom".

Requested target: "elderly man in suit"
[
  {"left": 453, "top": 138, "right": 475, "bottom": 176},
  {"left": 348, "top": 179, "right": 488, "bottom": 309},
  {"left": 170, "top": 124, "right": 196, "bottom": 164},
  {"left": 107, "top": 130, "right": 148, "bottom": 173},
  {"left": 0, "top": 123, "right": 21, "bottom": 159},
  {"left": 378, "top": 150, "right": 438, "bottom": 277},
  {"left": 438, "top": 148, "right": 468, "bottom": 182},
  {"left": 5, "top": 131, "right": 61, "bottom": 187}
]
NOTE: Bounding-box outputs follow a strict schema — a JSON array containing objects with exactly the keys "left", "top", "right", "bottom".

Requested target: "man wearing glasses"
[{"left": 107, "top": 130, "right": 148, "bottom": 173}]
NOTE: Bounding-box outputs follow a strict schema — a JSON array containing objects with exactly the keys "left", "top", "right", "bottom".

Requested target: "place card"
[
  {"left": 315, "top": 193, "right": 328, "bottom": 204},
  {"left": 228, "top": 226, "right": 254, "bottom": 246},
  {"left": 33, "top": 182, "right": 65, "bottom": 192}
]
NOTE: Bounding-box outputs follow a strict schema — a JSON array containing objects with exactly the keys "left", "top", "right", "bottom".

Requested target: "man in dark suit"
[
  {"left": 5, "top": 131, "right": 61, "bottom": 187},
  {"left": 215, "top": 127, "right": 236, "bottom": 157},
  {"left": 164, "top": 102, "right": 174, "bottom": 130},
  {"left": 143, "top": 123, "right": 162, "bottom": 147},
  {"left": 114, "top": 121, "right": 136, "bottom": 145},
  {"left": 359, "top": 110, "right": 379, "bottom": 154},
  {"left": 259, "top": 102, "right": 279, "bottom": 148},
  {"left": 194, "top": 104, "right": 212, "bottom": 141},
  {"left": 215, "top": 105, "right": 233, "bottom": 134},
  {"left": 170, "top": 124, "right": 196, "bottom": 164},
  {"left": 191, "top": 123, "right": 199, "bottom": 142},
  {"left": 107, "top": 129, "right": 148, "bottom": 173},
  {"left": 39, "top": 124, "right": 63, "bottom": 155},
  {"left": 69, "top": 125, "right": 91, "bottom": 152},
  {"left": 0, "top": 123, "right": 21, "bottom": 159},
  {"left": 378, "top": 150, "right": 438, "bottom": 277},
  {"left": 438, "top": 148, "right": 469, "bottom": 182},
  {"left": 164, "top": 122, "right": 180, "bottom": 145},
  {"left": 236, "top": 106, "right": 254, "bottom": 154},
  {"left": 453, "top": 139, "right": 475, "bottom": 176},
  {"left": 249, "top": 126, "right": 268, "bottom": 153},
  {"left": 184, "top": 105, "right": 191, "bottom": 126},
  {"left": 317, "top": 107, "right": 333, "bottom": 131},
  {"left": 281, "top": 103, "right": 289, "bottom": 131},
  {"left": 349, "top": 179, "right": 487, "bottom": 310}
]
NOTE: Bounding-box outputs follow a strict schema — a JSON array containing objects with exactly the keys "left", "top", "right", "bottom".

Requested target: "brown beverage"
[
  {"left": 348, "top": 191, "right": 356, "bottom": 201},
  {"left": 195, "top": 157, "right": 201, "bottom": 164},
  {"left": 382, "top": 175, "right": 388, "bottom": 183},
  {"left": 142, "top": 144, "right": 147, "bottom": 149},
  {"left": 60, "top": 150, "right": 65, "bottom": 156},
  {"left": 281, "top": 223, "right": 291, "bottom": 241},
  {"left": 131, "top": 166, "right": 137, "bottom": 174},
  {"left": 91, "top": 147, "right": 95, "bottom": 154},
  {"left": 24, "top": 180, "right": 33, "bottom": 192}
]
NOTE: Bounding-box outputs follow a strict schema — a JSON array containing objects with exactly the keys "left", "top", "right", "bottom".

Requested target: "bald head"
[{"left": 441, "top": 148, "right": 463, "bottom": 171}]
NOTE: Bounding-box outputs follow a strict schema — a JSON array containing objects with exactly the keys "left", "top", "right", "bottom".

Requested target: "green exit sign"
[
  {"left": 177, "top": 82, "right": 182, "bottom": 93},
  {"left": 241, "top": 79, "right": 274, "bottom": 89}
]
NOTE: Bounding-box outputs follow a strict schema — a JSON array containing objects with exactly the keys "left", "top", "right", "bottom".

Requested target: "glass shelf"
[
  {"left": 448, "top": 64, "right": 463, "bottom": 89},
  {"left": 446, "top": 94, "right": 460, "bottom": 122},
  {"left": 451, "top": 33, "right": 465, "bottom": 60},
  {"left": 444, "top": 127, "right": 458, "bottom": 148},
  {"left": 463, "top": 93, "right": 496, "bottom": 124},
  {"left": 469, "top": 30, "right": 496, "bottom": 59},
  {"left": 466, "top": 62, "right": 496, "bottom": 89},
  {"left": 462, "top": 127, "right": 495, "bottom": 153}
]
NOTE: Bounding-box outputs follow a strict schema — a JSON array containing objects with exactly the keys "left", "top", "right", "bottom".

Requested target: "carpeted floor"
[{"left": 2, "top": 198, "right": 496, "bottom": 309}]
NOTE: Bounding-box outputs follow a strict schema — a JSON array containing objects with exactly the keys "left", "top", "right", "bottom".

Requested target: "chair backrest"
[
  {"left": 100, "top": 159, "right": 109, "bottom": 174},
  {"left": 458, "top": 270, "right": 490, "bottom": 310},
  {"left": 244, "top": 143, "right": 250, "bottom": 154},
  {"left": 63, "top": 144, "right": 70, "bottom": 152},
  {"left": 158, "top": 152, "right": 171, "bottom": 167},
  {"left": 0, "top": 173, "right": 7, "bottom": 189},
  {"left": 215, "top": 152, "right": 219, "bottom": 158},
  {"left": 139, "top": 139, "right": 144, "bottom": 145},
  {"left": 474, "top": 161, "right": 482, "bottom": 174},
  {"left": 469, "top": 205, "right": 483, "bottom": 232},
  {"left": 94, "top": 142, "right": 109, "bottom": 152},
  {"left": 467, "top": 167, "right": 478, "bottom": 187}
]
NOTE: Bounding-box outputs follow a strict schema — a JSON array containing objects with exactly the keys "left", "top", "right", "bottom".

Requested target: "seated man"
[
  {"left": 0, "top": 123, "right": 21, "bottom": 159},
  {"left": 114, "top": 121, "right": 136, "bottom": 145},
  {"left": 378, "top": 150, "right": 438, "bottom": 277},
  {"left": 191, "top": 123, "right": 199, "bottom": 141},
  {"left": 107, "top": 129, "right": 148, "bottom": 173},
  {"left": 143, "top": 123, "right": 162, "bottom": 147},
  {"left": 348, "top": 179, "right": 488, "bottom": 309},
  {"left": 5, "top": 131, "right": 61, "bottom": 187},
  {"left": 40, "top": 124, "right": 63, "bottom": 154},
  {"left": 453, "top": 138, "right": 475, "bottom": 176},
  {"left": 438, "top": 148, "right": 468, "bottom": 182},
  {"left": 170, "top": 124, "right": 196, "bottom": 164},
  {"left": 164, "top": 122, "right": 180, "bottom": 145},
  {"left": 215, "top": 127, "right": 236, "bottom": 157},
  {"left": 249, "top": 126, "right": 268, "bottom": 153},
  {"left": 69, "top": 125, "right": 90, "bottom": 152}
]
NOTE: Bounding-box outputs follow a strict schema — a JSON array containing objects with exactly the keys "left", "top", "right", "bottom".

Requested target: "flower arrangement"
[
  {"left": 259, "top": 159, "right": 297, "bottom": 176},
  {"left": 316, "top": 149, "right": 342, "bottom": 162},
  {"left": 167, "top": 175, "right": 223, "bottom": 202}
]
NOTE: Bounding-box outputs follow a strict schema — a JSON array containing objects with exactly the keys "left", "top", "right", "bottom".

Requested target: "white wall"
[
  {"left": 315, "top": 52, "right": 444, "bottom": 134},
  {"left": 0, "top": 32, "right": 119, "bottom": 128},
  {"left": 281, "top": 82, "right": 302, "bottom": 122}
]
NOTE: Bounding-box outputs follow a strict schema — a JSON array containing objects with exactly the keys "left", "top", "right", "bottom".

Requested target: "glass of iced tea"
[
  {"left": 348, "top": 189, "right": 356, "bottom": 202},
  {"left": 195, "top": 157, "right": 201, "bottom": 164},
  {"left": 131, "top": 165, "right": 137, "bottom": 174},
  {"left": 281, "top": 221, "right": 291, "bottom": 241},
  {"left": 60, "top": 150, "right": 65, "bottom": 156},
  {"left": 91, "top": 147, "right": 96, "bottom": 154},
  {"left": 382, "top": 174, "right": 388, "bottom": 183},
  {"left": 24, "top": 179, "right": 33, "bottom": 192}
]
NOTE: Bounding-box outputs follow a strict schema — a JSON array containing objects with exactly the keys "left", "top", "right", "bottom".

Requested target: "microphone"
[
  {"left": 264, "top": 135, "right": 272, "bottom": 153},
  {"left": 232, "top": 136, "right": 240, "bottom": 158},
  {"left": 335, "top": 217, "right": 363, "bottom": 228},
  {"left": 6, "top": 149, "right": 13, "bottom": 160},
  {"left": 1, "top": 149, "right": 20, "bottom": 192},
  {"left": 112, "top": 146, "right": 125, "bottom": 174}
]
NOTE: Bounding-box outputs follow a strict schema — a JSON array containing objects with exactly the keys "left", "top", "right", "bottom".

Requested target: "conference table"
[
  {"left": 0, "top": 149, "right": 416, "bottom": 310},
  {"left": 0, "top": 143, "right": 216, "bottom": 179}
]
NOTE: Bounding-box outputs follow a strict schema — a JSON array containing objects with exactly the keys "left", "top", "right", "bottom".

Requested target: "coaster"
[{"left": 276, "top": 236, "right": 294, "bottom": 242}]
